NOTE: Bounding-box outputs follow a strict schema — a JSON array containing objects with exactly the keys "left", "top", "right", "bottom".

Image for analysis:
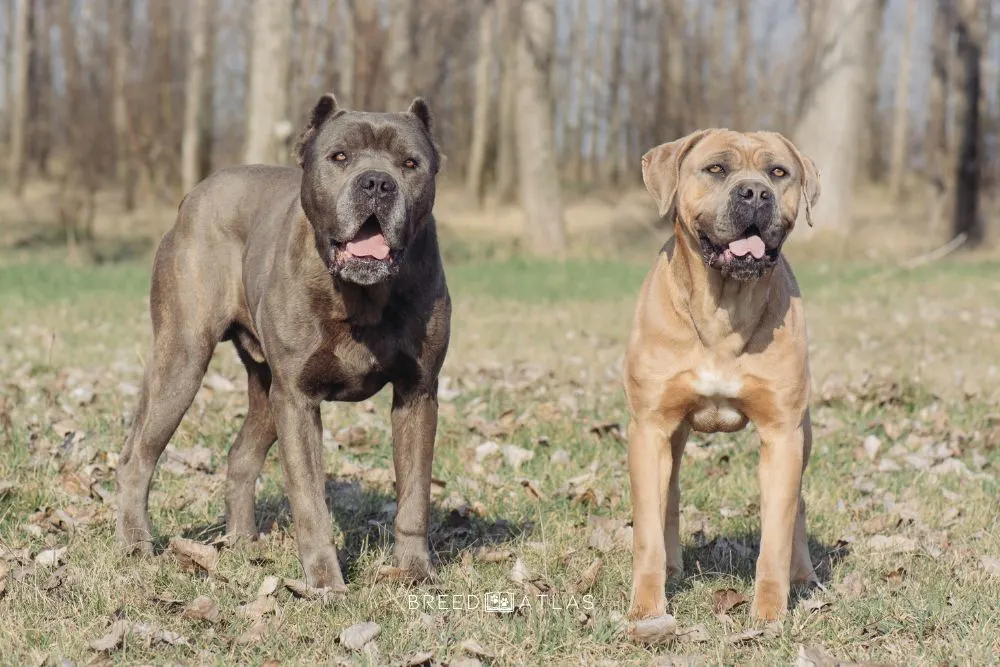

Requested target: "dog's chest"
[
  {"left": 686, "top": 365, "right": 749, "bottom": 433},
  {"left": 299, "top": 330, "right": 416, "bottom": 403}
]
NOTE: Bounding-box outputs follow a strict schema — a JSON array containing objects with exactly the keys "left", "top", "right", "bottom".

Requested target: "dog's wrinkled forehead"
[
  {"left": 314, "top": 114, "right": 439, "bottom": 168},
  {"left": 684, "top": 131, "right": 791, "bottom": 173}
]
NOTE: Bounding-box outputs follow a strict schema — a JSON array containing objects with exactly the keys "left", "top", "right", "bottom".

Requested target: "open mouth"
[
  {"left": 698, "top": 225, "right": 780, "bottom": 280},
  {"left": 333, "top": 215, "right": 393, "bottom": 264}
]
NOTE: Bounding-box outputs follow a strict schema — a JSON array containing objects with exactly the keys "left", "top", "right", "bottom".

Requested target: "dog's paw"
[
  {"left": 628, "top": 572, "right": 667, "bottom": 620},
  {"left": 750, "top": 580, "right": 787, "bottom": 622},
  {"left": 303, "top": 550, "right": 346, "bottom": 591},
  {"left": 392, "top": 551, "right": 439, "bottom": 583},
  {"left": 115, "top": 516, "right": 155, "bottom": 556}
]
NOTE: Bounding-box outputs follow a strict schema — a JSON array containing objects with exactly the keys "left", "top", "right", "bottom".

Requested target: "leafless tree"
[
  {"left": 244, "top": 0, "right": 293, "bottom": 165},
  {"left": 8, "top": 0, "right": 31, "bottom": 197},
  {"left": 182, "top": 0, "right": 215, "bottom": 194},
  {"left": 466, "top": 0, "right": 496, "bottom": 203},
  {"left": 952, "top": 0, "right": 985, "bottom": 245},
  {"left": 515, "top": 0, "right": 566, "bottom": 255},
  {"left": 888, "top": 0, "right": 916, "bottom": 202}
]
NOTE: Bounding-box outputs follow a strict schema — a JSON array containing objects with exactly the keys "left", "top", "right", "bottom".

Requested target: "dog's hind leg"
[
  {"left": 225, "top": 346, "right": 277, "bottom": 543},
  {"left": 116, "top": 228, "right": 231, "bottom": 554},
  {"left": 115, "top": 325, "right": 216, "bottom": 553}
]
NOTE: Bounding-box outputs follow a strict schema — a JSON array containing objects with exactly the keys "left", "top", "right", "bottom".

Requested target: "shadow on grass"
[
  {"left": 178, "top": 478, "right": 528, "bottom": 582},
  {"left": 670, "top": 531, "right": 849, "bottom": 604}
]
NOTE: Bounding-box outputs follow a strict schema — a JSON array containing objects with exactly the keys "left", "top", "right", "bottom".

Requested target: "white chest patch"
[{"left": 691, "top": 366, "right": 742, "bottom": 399}]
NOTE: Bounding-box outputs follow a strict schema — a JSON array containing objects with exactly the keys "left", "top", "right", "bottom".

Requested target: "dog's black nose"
[
  {"left": 357, "top": 170, "right": 397, "bottom": 198},
  {"left": 734, "top": 180, "right": 773, "bottom": 206}
]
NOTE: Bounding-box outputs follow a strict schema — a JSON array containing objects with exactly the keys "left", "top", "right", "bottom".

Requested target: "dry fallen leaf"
[
  {"left": 500, "top": 444, "right": 535, "bottom": 470},
  {"left": 520, "top": 478, "right": 545, "bottom": 500},
  {"left": 628, "top": 614, "right": 677, "bottom": 644},
  {"left": 89, "top": 619, "right": 130, "bottom": 652},
  {"left": 167, "top": 537, "right": 219, "bottom": 575},
  {"left": 723, "top": 627, "right": 764, "bottom": 644},
  {"left": 866, "top": 534, "right": 918, "bottom": 554},
  {"left": 339, "top": 621, "right": 380, "bottom": 651},
  {"left": 457, "top": 638, "right": 496, "bottom": 658},
  {"left": 573, "top": 558, "right": 602, "bottom": 594},
  {"left": 34, "top": 547, "right": 66, "bottom": 568},
  {"left": 257, "top": 575, "right": 281, "bottom": 598},
  {"left": 799, "top": 598, "right": 831, "bottom": 614},
  {"left": 181, "top": 595, "right": 220, "bottom": 623},
  {"left": 835, "top": 571, "right": 867, "bottom": 599},
  {"left": 403, "top": 650, "right": 435, "bottom": 666},
  {"left": 240, "top": 595, "right": 278, "bottom": 621},
  {"left": 283, "top": 577, "right": 345, "bottom": 600},
  {"left": 980, "top": 556, "right": 1000, "bottom": 578},
  {"left": 862, "top": 434, "right": 881, "bottom": 461},
  {"left": 712, "top": 588, "right": 748, "bottom": 615},
  {"left": 236, "top": 618, "right": 270, "bottom": 645},
  {"left": 0, "top": 562, "right": 7, "bottom": 598},
  {"left": 676, "top": 623, "right": 710, "bottom": 644},
  {"left": 473, "top": 547, "right": 512, "bottom": 563}
]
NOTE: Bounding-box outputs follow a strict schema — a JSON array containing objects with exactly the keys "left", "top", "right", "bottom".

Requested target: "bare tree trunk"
[
  {"left": 338, "top": 0, "right": 355, "bottom": 106},
  {"left": 353, "top": 0, "right": 382, "bottom": 109},
  {"left": 110, "top": 0, "right": 135, "bottom": 210},
  {"left": 732, "top": 0, "right": 751, "bottom": 130},
  {"left": 387, "top": 0, "right": 414, "bottom": 109},
  {"left": 515, "top": 0, "right": 565, "bottom": 256},
  {"left": 793, "top": 0, "right": 882, "bottom": 231},
  {"left": 603, "top": 0, "right": 627, "bottom": 185},
  {"left": 8, "top": 0, "right": 31, "bottom": 197},
  {"left": 466, "top": 0, "right": 495, "bottom": 203},
  {"left": 567, "top": 0, "right": 589, "bottom": 184},
  {"left": 860, "top": 0, "right": 887, "bottom": 181},
  {"left": 182, "top": 0, "right": 213, "bottom": 194},
  {"left": 888, "top": 0, "right": 916, "bottom": 202},
  {"left": 2, "top": 0, "right": 12, "bottom": 146},
  {"left": 709, "top": 0, "right": 729, "bottom": 127},
  {"left": 494, "top": 0, "right": 517, "bottom": 202},
  {"left": 926, "top": 0, "right": 951, "bottom": 231},
  {"left": 244, "top": 0, "right": 292, "bottom": 165},
  {"left": 952, "top": 0, "right": 984, "bottom": 245}
]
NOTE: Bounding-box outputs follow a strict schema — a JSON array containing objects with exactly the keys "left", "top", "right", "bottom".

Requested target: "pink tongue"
[
  {"left": 345, "top": 230, "right": 390, "bottom": 260},
  {"left": 728, "top": 235, "right": 766, "bottom": 259}
]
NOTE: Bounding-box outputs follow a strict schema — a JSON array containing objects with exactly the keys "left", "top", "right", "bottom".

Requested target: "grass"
[{"left": 1, "top": 242, "right": 999, "bottom": 666}]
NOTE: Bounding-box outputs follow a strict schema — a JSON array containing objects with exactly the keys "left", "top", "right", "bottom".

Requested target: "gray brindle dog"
[{"left": 116, "top": 94, "right": 451, "bottom": 590}]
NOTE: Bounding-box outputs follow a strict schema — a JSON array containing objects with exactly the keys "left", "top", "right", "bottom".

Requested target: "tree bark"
[
  {"left": 8, "top": 0, "right": 31, "bottom": 197},
  {"left": 793, "top": 0, "right": 882, "bottom": 231},
  {"left": 926, "top": 0, "right": 952, "bottom": 230},
  {"left": 859, "top": 0, "right": 887, "bottom": 181},
  {"left": 888, "top": 0, "right": 916, "bottom": 202},
  {"left": 244, "top": 0, "right": 292, "bottom": 165},
  {"left": 515, "top": 0, "right": 566, "bottom": 256},
  {"left": 466, "top": 0, "right": 495, "bottom": 203},
  {"left": 387, "top": 0, "right": 414, "bottom": 110},
  {"left": 494, "top": 0, "right": 518, "bottom": 202},
  {"left": 732, "top": 0, "right": 751, "bottom": 130},
  {"left": 952, "top": 0, "right": 983, "bottom": 245},
  {"left": 567, "top": 0, "right": 589, "bottom": 184},
  {"left": 110, "top": 0, "right": 135, "bottom": 210},
  {"left": 338, "top": 0, "right": 355, "bottom": 106},
  {"left": 182, "top": 0, "right": 214, "bottom": 194}
]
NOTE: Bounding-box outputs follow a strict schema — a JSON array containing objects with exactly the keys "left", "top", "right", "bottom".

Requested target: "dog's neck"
[{"left": 671, "top": 223, "right": 777, "bottom": 352}]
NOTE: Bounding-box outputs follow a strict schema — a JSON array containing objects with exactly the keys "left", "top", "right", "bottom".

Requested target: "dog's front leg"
[
  {"left": 628, "top": 415, "right": 685, "bottom": 620},
  {"left": 270, "top": 385, "right": 346, "bottom": 591},
  {"left": 751, "top": 413, "right": 808, "bottom": 622},
  {"left": 390, "top": 380, "right": 439, "bottom": 581}
]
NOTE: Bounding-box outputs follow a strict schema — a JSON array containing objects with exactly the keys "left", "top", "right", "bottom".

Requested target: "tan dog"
[{"left": 625, "top": 129, "right": 821, "bottom": 622}]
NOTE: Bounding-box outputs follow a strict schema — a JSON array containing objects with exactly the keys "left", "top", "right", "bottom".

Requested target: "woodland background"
[{"left": 1, "top": 0, "right": 999, "bottom": 256}]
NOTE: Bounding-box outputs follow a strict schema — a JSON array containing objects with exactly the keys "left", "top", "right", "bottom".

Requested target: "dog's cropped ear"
[
  {"left": 641, "top": 129, "right": 713, "bottom": 219},
  {"left": 293, "top": 93, "right": 342, "bottom": 167},
  {"left": 773, "top": 132, "right": 821, "bottom": 227},
  {"left": 407, "top": 98, "right": 434, "bottom": 136}
]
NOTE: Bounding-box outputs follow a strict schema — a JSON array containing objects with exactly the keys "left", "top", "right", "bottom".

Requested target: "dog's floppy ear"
[
  {"left": 293, "top": 93, "right": 342, "bottom": 167},
  {"left": 641, "top": 129, "right": 713, "bottom": 219},
  {"left": 773, "top": 132, "right": 821, "bottom": 227},
  {"left": 407, "top": 97, "right": 434, "bottom": 136}
]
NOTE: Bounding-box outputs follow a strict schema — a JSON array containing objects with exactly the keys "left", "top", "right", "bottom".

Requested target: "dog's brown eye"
[
  {"left": 707, "top": 164, "right": 724, "bottom": 174},
  {"left": 404, "top": 158, "right": 418, "bottom": 169},
  {"left": 771, "top": 167, "right": 786, "bottom": 178},
  {"left": 332, "top": 152, "right": 347, "bottom": 162}
]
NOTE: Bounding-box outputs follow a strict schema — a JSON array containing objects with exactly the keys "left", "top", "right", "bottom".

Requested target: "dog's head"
[
  {"left": 294, "top": 94, "right": 441, "bottom": 286},
  {"left": 641, "top": 129, "right": 820, "bottom": 281}
]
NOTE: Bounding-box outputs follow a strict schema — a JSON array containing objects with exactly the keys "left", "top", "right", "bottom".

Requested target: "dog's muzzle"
[{"left": 698, "top": 180, "right": 782, "bottom": 281}]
